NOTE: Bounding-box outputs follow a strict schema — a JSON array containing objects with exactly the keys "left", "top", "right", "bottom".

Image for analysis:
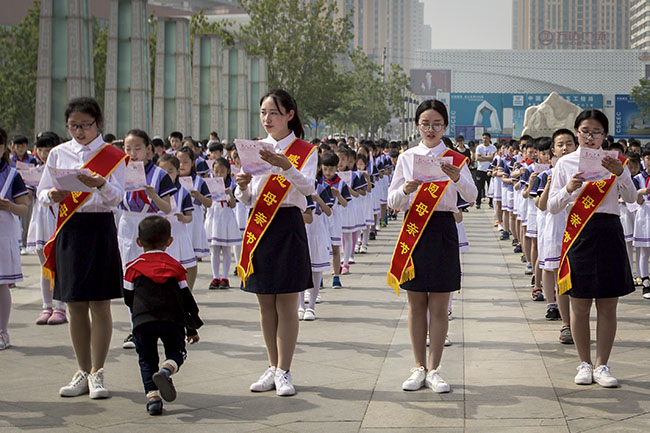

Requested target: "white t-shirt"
[{"left": 476, "top": 144, "right": 497, "bottom": 172}]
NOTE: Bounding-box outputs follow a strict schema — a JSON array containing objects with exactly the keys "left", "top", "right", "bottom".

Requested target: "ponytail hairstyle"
[
  {"left": 260, "top": 89, "right": 304, "bottom": 139},
  {"left": 177, "top": 145, "right": 197, "bottom": 176},
  {"left": 125, "top": 128, "right": 152, "bottom": 150}
]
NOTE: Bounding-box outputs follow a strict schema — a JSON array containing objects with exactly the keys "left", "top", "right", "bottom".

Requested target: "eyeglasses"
[
  {"left": 418, "top": 123, "right": 445, "bottom": 132},
  {"left": 577, "top": 130, "right": 603, "bottom": 139},
  {"left": 66, "top": 120, "right": 96, "bottom": 131}
]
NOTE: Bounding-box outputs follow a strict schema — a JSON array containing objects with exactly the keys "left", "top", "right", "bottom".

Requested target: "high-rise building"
[
  {"left": 631, "top": 0, "right": 650, "bottom": 49},
  {"left": 513, "top": 0, "right": 630, "bottom": 50},
  {"left": 334, "top": 0, "right": 431, "bottom": 71}
]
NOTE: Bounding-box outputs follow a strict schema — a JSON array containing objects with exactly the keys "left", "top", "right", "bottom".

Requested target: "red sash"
[
  {"left": 237, "top": 139, "right": 316, "bottom": 286},
  {"left": 42, "top": 145, "right": 129, "bottom": 286},
  {"left": 557, "top": 155, "right": 628, "bottom": 295},
  {"left": 387, "top": 148, "right": 469, "bottom": 294}
]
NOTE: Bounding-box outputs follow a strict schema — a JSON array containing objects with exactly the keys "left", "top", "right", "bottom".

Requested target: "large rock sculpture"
[{"left": 521, "top": 92, "right": 582, "bottom": 138}]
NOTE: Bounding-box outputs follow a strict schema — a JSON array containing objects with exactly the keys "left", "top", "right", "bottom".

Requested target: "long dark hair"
[
  {"left": 260, "top": 89, "right": 304, "bottom": 139},
  {"left": 177, "top": 145, "right": 197, "bottom": 176}
]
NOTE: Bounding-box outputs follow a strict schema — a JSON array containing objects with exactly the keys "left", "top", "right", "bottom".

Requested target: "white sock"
[
  {"left": 362, "top": 228, "right": 370, "bottom": 247},
  {"left": 221, "top": 246, "right": 232, "bottom": 279},
  {"left": 210, "top": 246, "right": 221, "bottom": 279},
  {"left": 342, "top": 233, "right": 354, "bottom": 265},
  {"left": 639, "top": 247, "right": 650, "bottom": 278},
  {"left": 307, "top": 272, "right": 322, "bottom": 311},
  {"left": 0, "top": 284, "right": 11, "bottom": 334}
]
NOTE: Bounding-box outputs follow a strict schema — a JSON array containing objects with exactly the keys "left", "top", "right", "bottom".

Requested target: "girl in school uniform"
[
  {"left": 37, "top": 97, "right": 128, "bottom": 397},
  {"left": 300, "top": 181, "right": 334, "bottom": 321},
  {"left": 548, "top": 110, "right": 636, "bottom": 387},
  {"left": 388, "top": 100, "right": 477, "bottom": 393},
  {"left": 0, "top": 128, "right": 30, "bottom": 349},
  {"left": 231, "top": 150, "right": 248, "bottom": 266},
  {"left": 204, "top": 157, "right": 240, "bottom": 289},
  {"left": 356, "top": 153, "right": 374, "bottom": 253},
  {"left": 27, "top": 133, "right": 68, "bottom": 325},
  {"left": 156, "top": 154, "right": 197, "bottom": 281},
  {"left": 177, "top": 146, "right": 212, "bottom": 275},
  {"left": 633, "top": 149, "right": 650, "bottom": 297},
  {"left": 235, "top": 89, "right": 317, "bottom": 396},
  {"left": 620, "top": 152, "right": 641, "bottom": 286},
  {"left": 536, "top": 129, "right": 577, "bottom": 343}
]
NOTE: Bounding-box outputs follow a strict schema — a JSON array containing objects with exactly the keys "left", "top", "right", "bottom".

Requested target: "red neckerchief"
[
  {"left": 525, "top": 158, "right": 533, "bottom": 165},
  {"left": 325, "top": 175, "right": 341, "bottom": 186}
]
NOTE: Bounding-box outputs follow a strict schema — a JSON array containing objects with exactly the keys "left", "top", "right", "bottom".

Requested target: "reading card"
[
  {"left": 412, "top": 154, "right": 453, "bottom": 182},
  {"left": 49, "top": 167, "right": 93, "bottom": 192},
  {"left": 338, "top": 171, "right": 352, "bottom": 186},
  {"left": 578, "top": 147, "right": 618, "bottom": 181},
  {"left": 178, "top": 176, "right": 195, "bottom": 192},
  {"left": 234, "top": 139, "right": 275, "bottom": 175},
  {"left": 124, "top": 161, "right": 147, "bottom": 191},
  {"left": 533, "top": 163, "right": 550, "bottom": 173},
  {"left": 205, "top": 177, "right": 227, "bottom": 200}
]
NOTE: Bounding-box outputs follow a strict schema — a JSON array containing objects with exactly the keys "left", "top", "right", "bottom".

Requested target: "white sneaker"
[
  {"left": 88, "top": 368, "right": 109, "bottom": 399},
  {"left": 0, "top": 331, "right": 10, "bottom": 350},
  {"left": 298, "top": 308, "right": 305, "bottom": 320},
  {"left": 250, "top": 366, "right": 276, "bottom": 392},
  {"left": 315, "top": 294, "right": 322, "bottom": 304},
  {"left": 593, "top": 365, "right": 619, "bottom": 388},
  {"left": 275, "top": 368, "right": 296, "bottom": 396},
  {"left": 444, "top": 335, "right": 451, "bottom": 346},
  {"left": 59, "top": 370, "right": 89, "bottom": 397},
  {"left": 303, "top": 309, "right": 316, "bottom": 321},
  {"left": 426, "top": 337, "right": 430, "bottom": 347},
  {"left": 304, "top": 292, "right": 310, "bottom": 304},
  {"left": 402, "top": 366, "right": 426, "bottom": 391},
  {"left": 354, "top": 244, "right": 361, "bottom": 254},
  {"left": 574, "top": 362, "right": 593, "bottom": 385},
  {"left": 425, "top": 368, "right": 451, "bottom": 393},
  {"left": 360, "top": 245, "right": 368, "bottom": 253}
]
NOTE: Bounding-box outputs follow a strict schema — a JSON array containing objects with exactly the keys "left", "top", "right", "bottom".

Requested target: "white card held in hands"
[
  {"left": 337, "top": 171, "right": 352, "bottom": 186},
  {"left": 124, "top": 161, "right": 147, "bottom": 191},
  {"left": 577, "top": 147, "right": 618, "bottom": 181},
  {"left": 234, "top": 139, "right": 275, "bottom": 175},
  {"left": 49, "top": 167, "right": 93, "bottom": 192},
  {"left": 17, "top": 165, "right": 44, "bottom": 187},
  {"left": 178, "top": 176, "right": 195, "bottom": 192},
  {"left": 205, "top": 177, "right": 227, "bottom": 200},
  {"left": 412, "top": 154, "right": 454, "bottom": 182},
  {"left": 533, "top": 163, "right": 550, "bottom": 173}
]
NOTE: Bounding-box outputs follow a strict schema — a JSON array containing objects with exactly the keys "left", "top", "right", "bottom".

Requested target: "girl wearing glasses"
[
  {"left": 548, "top": 109, "right": 636, "bottom": 388},
  {"left": 37, "top": 97, "right": 127, "bottom": 399},
  {"left": 388, "top": 100, "right": 477, "bottom": 393}
]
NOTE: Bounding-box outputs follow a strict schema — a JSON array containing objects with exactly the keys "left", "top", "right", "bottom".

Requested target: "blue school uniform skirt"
[
  {"left": 401, "top": 212, "right": 460, "bottom": 293},
  {"left": 566, "top": 213, "right": 634, "bottom": 299},
  {"left": 54, "top": 213, "right": 123, "bottom": 302},
  {"left": 241, "top": 207, "right": 312, "bottom": 294}
]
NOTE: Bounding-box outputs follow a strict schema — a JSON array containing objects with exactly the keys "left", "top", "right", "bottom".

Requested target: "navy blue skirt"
[
  {"left": 54, "top": 213, "right": 123, "bottom": 302},
  {"left": 401, "top": 212, "right": 461, "bottom": 293},
  {"left": 241, "top": 207, "right": 313, "bottom": 294},
  {"left": 566, "top": 213, "right": 634, "bottom": 299}
]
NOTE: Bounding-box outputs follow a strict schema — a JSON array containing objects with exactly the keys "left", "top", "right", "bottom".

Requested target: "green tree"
[
  {"left": 92, "top": 17, "right": 108, "bottom": 111},
  {"left": 631, "top": 78, "right": 650, "bottom": 123},
  {"left": 0, "top": 0, "right": 40, "bottom": 138},
  {"left": 237, "top": 0, "right": 353, "bottom": 132}
]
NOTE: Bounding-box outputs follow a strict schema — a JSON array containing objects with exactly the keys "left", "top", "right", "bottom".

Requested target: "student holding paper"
[
  {"left": 235, "top": 89, "right": 317, "bottom": 397},
  {"left": 37, "top": 97, "right": 128, "bottom": 398},
  {"left": 548, "top": 109, "right": 636, "bottom": 388},
  {"left": 118, "top": 129, "right": 176, "bottom": 349},
  {"left": 204, "top": 157, "right": 239, "bottom": 290},
  {"left": 26, "top": 132, "right": 69, "bottom": 326},
  {"left": 387, "top": 99, "right": 477, "bottom": 394}
]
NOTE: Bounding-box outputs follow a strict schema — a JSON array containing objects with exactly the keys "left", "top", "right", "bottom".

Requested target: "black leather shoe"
[{"left": 147, "top": 399, "right": 163, "bottom": 416}]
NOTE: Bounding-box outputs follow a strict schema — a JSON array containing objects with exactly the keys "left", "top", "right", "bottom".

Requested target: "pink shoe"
[
  {"left": 36, "top": 309, "right": 53, "bottom": 325},
  {"left": 349, "top": 258, "right": 356, "bottom": 264},
  {"left": 47, "top": 310, "right": 68, "bottom": 325},
  {"left": 341, "top": 265, "right": 350, "bottom": 275}
]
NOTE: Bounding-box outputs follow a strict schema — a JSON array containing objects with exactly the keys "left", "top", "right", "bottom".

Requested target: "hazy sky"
[{"left": 423, "top": 0, "right": 513, "bottom": 50}]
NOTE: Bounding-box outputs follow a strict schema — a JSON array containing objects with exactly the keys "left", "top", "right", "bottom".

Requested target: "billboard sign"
[
  {"left": 410, "top": 69, "right": 451, "bottom": 97},
  {"left": 614, "top": 95, "right": 650, "bottom": 138},
  {"left": 449, "top": 93, "right": 503, "bottom": 137}
]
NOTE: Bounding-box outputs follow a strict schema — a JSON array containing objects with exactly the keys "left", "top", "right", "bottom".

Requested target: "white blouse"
[
  {"left": 235, "top": 132, "right": 317, "bottom": 212},
  {"left": 37, "top": 135, "right": 126, "bottom": 213},
  {"left": 388, "top": 141, "right": 477, "bottom": 212},
  {"left": 548, "top": 150, "right": 636, "bottom": 215}
]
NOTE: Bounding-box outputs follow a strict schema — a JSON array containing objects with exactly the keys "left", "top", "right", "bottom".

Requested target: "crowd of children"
[{"left": 2, "top": 95, "right": 645, "bottom": 413}]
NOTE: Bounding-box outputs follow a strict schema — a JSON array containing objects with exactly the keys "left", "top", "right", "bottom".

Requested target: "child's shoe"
[
  {"left": 88, "top": 368, "right": 110, "bottom": 399},
  {"left": 209, "top": 278, "right": 221, "bottom": 290},
  {"left": 341, "top": 265, "right": 350, "bottom": 275},
  {"left": 48, "top": 309, "right": 67, "bottom": 325},
  {"left": 332, "top": 276, "right": 342, "bottom": 289},
  {"left": 152, "top": 367, "right": 176, "bottom": 402},
  {"left": 36, "top": 308, "right": 53, "bottom": 325},
  {"left": 146, "top": 391, "right": 163, "bottom": 416},
  {"left": 219, "top": 278, "right": 230, "bottom": 289},
  {"left": 303, "top": 308, "right": 316, "bottom": 321},
  {"left": 0, "top": 331, "right": 10, "bottom": 350}
]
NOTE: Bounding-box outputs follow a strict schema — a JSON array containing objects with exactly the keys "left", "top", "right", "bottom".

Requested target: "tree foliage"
[
  {"left": 92, "top": 17, "right": 108, "bottom": 111},
  {"left": 631, "top": 78, "right": 650, "bottom": 123},
  {"left": 0, "top": 0, "right": 40, "bottom": 138}
]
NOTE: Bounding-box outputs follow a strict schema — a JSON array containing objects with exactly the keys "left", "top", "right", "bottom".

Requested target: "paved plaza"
[{"left": 2, "top": 208, "right": 650, "bottom": 432}]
